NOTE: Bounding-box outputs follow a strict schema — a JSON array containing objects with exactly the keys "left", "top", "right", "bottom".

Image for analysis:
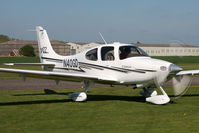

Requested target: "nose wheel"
[{"left": 140, "top": 86, "right": 170, "bottom": 105}]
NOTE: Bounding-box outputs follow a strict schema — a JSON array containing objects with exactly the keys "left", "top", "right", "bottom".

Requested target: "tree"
[
  {"left": 0, "top": 34, "right": 9, "bottom": 43},
  {"left": 136, "top": 41, "right": 141, "bottom": 44},
  {"left": 19, "top": 45, "right": 36, "bottom": 57}
]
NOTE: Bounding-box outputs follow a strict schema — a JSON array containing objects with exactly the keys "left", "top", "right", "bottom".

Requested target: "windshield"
[{"left": 119, "top": 45, "right": 149, "bottom": 60}]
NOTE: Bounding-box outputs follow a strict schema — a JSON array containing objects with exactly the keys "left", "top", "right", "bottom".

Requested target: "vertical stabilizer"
[{"left": 36, "top": 26, "right": 60, "bottom": 63}]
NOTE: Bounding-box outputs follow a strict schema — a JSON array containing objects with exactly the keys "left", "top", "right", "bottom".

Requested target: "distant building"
[
  {"left": 136, "top": 44, "right": 199, "bottom": 56},
  {"left": 0, "top": 40, "right": 70, "bottom": 56},
  {"left": 68, "top": 42, "right": 103, "bottom": 55},
  {"left": 67, "top": 42, "right": 199, "bottom": 56},
  {"left": 1, "top": 40, "right": 199, "bottom": 56}
]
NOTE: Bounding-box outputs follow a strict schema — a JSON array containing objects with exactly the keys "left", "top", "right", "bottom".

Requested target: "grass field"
[
  {"left": 0, "top": 57, "right": 41, "bottom": 79},
  {"left": 0, "top": 87, "right": 198, "bottom": 133},
  {"left": 0, "top": 57, "right": 199, "bottom": 133},
  {"left": 0, "top": 57, "right": 40, "bottom": 64}
]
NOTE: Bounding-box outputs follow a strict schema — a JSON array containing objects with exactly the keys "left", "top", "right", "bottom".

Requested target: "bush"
[
  {"left": 0, "top": 34, "right": 9, "bottom": 43},
  {"left": 19, "top": 45, "right": 36, "bottom": 57}
]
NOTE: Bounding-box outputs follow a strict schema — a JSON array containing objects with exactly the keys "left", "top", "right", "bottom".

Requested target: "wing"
[
  {"left": 4, "top": 63, "right": 55, "bottom": 66},
  {"left": 177, "top": 70, "right": 199, "bottom": 76},
  {"left": 0, "top": 68, "right": 117, "bottom": 84}
]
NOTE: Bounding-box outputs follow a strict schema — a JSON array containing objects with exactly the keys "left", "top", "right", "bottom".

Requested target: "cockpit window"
[
  {"left": 119, "top": 45, "right": 148, "bottom": 60},
  {"left": 101, "top": 46, "right": 115, "bottom": 61},
  {"left": 86, "top": 48, "right": 98, "bottom": 61}
]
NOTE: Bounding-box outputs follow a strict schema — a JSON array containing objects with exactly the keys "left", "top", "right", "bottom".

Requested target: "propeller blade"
[{"left": 172, "top": 75, "right": 192, "bottom": 98}]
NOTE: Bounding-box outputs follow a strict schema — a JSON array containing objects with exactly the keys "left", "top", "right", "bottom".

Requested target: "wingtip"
[{"left": 3, "top": 63, "right": 14, "bottom": 66}]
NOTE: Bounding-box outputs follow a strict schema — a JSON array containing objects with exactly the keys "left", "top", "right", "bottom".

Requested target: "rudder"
[{"left": 36, "top": 26, "right": 60, "bottom": 63}]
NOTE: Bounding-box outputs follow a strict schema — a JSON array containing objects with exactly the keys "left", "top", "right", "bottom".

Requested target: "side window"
[
  {"left": 101, "top": 47, "right": 115, "bottom": 61},
  {"left": 86, "top": 48, "right": 98, "bottom": 61}
]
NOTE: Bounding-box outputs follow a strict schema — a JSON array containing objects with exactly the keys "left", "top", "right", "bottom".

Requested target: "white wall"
[
  {"left": 141, "top": 47, "right": 199, "bottom": 56},
  {"left": 68, "top": 42, "right": 199, "bottom": 56},
  {"left": 68, "top": 42, "right": 101, "bottom": 55}
]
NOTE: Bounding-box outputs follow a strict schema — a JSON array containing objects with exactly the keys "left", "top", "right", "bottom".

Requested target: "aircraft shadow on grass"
[
  {"left": 0, "top": 99, "right": 71, "bottom": 106},
  {"left": 88, "top": 95, "right": 145, "bottom": 103},
  {"left": 0, "top": 95, "right": 146, "bottom": 106},
  {"left": 14, "top": 89, "right": 146, "bottom": 102},
  {"left": 13, "top": 89, "right": 72, "bottom": 96},
  {"left": 0, "top": 89, "right": 146, "bottom": 106},
  {"left": 169, "top": 94, "right": 199, "bottom": 98},
  {"left": 0, "top": 89, "right": 198, "bottom": 106}
]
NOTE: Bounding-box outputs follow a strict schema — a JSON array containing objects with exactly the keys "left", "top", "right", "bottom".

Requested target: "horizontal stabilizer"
[{"left": 4, "top": 63, "right": 55, "bottom": 66}]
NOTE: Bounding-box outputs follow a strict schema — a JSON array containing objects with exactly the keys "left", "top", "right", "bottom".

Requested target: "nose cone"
[{"left": 169, "top": 64, "right": 182, "bottom": 73}]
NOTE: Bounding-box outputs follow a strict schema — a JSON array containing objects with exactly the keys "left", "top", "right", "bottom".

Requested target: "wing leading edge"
[
  {"left": 0, "top": 68, "right": 117, "bottom": 83},
  {"left": 4, "top": 63, "right": 55, "bottom": 66},
  {"left": 177, "top": 70, "right": 199, "bottom": 76}
]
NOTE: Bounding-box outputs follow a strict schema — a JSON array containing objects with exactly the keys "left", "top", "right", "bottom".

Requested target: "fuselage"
[{"left": 42, "top": 42, "right": 176, "bottom": 87}]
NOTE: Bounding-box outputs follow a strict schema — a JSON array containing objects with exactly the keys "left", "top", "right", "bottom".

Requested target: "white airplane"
[{"left": 0, "top": 26, "right": 199, "bottom": 105}]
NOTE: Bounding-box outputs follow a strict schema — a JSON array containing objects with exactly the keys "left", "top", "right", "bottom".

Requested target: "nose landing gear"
[
  {"left": 140, "top": 86, "right": 170, "bottom": 105},
  {"left": 140, "top": 87, "right": 158, "bottom": 98}
]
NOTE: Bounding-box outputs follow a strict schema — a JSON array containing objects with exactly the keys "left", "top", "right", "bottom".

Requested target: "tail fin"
[{"left": 36, "top": 26, "right": 60, "bottom": 63}]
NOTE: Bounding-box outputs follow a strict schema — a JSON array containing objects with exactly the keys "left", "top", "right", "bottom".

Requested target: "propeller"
[
  {"left": 141, "top": 63, "right": 191, "bottom": 104},
  {"left": 172, "top": 75, "right": 192, "bottom": 98},
  {"left": 168, "top": 40, "right": 192, "bottom": 98},
  {"left": 169, "top": 64, "right": 192, "bottom": 98}
]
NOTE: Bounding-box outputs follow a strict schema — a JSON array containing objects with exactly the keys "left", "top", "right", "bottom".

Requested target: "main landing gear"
[
  {"left": 140, "top": 86, "right": 170, "bottom": 105},
  {"left": 68, "top": 80, "right": 170, "bottom": 104},
  {"left": 68, "top": 80, "right": 94, "bottom": 102}
]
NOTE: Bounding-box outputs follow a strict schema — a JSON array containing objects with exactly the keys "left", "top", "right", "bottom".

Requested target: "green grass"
[
  {"left": 152, "top": 56, "right": 199, "bottom": 70},
  {"left": 0, "top": 57, "right": 41, "bottom": 79},
  {"left": 0, "top": 57, "right": 199, "bottom": 132},
  {"left": 153, "top": 56, "right": 199, "bottom": 64},
  {"left": 0, "top": 57, "right": 40, "bottom": 64},
  {"left": 0, "top": 86, "right": 198, "bottom": 133},
  {"left": 0, "top": 65, "right": 41, "bottom": 79}
]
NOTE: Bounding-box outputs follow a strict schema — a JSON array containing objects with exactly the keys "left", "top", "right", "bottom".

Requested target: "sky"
[{"left": 0, "top": 0, "right": 199, "bottom": 45}]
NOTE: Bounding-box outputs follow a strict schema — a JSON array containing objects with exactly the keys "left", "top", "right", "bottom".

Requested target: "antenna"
[{"left": 99, "top": 32, "right": 107, "bottom": 44}]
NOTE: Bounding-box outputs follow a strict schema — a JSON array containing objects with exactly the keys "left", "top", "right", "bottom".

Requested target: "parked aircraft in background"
[{"left": 0, "top": 26, "right": 198, "bottom": 105}]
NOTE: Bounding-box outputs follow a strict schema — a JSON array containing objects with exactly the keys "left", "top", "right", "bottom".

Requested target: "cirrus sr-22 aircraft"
[{"left": 0, "top": 26, "right": 199, "bottom": 105}]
